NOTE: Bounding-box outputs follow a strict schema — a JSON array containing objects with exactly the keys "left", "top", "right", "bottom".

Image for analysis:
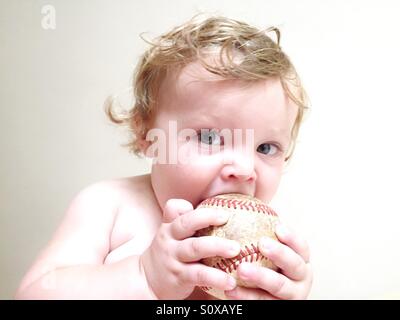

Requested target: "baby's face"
[{"left": 147, "top": 61, "right": 298, "bottom": 209}]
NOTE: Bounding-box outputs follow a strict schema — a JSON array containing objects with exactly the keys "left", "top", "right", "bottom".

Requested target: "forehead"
[
  {"left": 157, "top": 61, "right": 298, "bottom": 134},
  {"left": 160, "top": 61, "right": 285, "bottom": 107}
]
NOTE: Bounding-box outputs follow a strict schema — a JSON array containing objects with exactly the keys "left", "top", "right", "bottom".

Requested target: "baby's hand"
[
  {"left": 140, "top": 199, "right": 240, "bottom": 300},
  {"left": 224, "top": 224, "right": 313, "bottom": 300}
]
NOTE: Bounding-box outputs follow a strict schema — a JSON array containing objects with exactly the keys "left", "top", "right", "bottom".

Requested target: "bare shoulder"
[
  {"left": 103, "top": 174, "right": 158, "bottom": 205},
  {"left": 77, "top": 174, "right": 149, "bottom": 201},
  {"left": 69, "top": 174, "right": 158, "bottom": 219},
  {"left": 58, "top": 174, "right": 160, "bottom": 251}
]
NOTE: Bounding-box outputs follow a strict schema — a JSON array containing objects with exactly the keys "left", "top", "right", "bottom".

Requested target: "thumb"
[{"left": 163, "top": 199, "right": 194, "bottom": 223}]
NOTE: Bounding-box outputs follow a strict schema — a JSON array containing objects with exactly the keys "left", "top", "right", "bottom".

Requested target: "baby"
[{"left": 16, "top": 15, "right": 313, "bottom": 300}]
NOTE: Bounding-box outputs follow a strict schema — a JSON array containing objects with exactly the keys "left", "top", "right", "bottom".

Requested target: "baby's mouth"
[{"left": 196, "top": 191, "right": 255, "bottom": 208}]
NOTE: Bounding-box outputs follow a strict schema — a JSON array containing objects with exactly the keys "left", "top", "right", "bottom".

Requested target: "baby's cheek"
[
  {"left": 177, "top": 141, "right": 221, "bottom": 163},
  {"left": 256, "top": 168, "right": 284, "bottom": 203},
  {"left": 178, "top": 153, "right": 222, "bottom": 181},
  {"left": 174, "top": 152, "right": 222, "bottom": 189}
]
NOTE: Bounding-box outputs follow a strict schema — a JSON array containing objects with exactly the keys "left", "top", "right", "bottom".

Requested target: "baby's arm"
[{"left": 15, "top": 181, "right": 154, "bottom": 299}]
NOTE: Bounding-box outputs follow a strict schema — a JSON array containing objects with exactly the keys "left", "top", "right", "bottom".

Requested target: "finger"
[
  {"left": 258, "top": 237, "right": 307, "bottom": 281},
  {"left": 225, "top": 286, "right": 278, "bottom": 300},
  {"left": 163, "top": 199, "right": 194, "bottom": 223},
  {"left": 182, "top": 263, "right": 237, "bottom": 291},
  {"left": 177, "top": 236, "right": 241, "bottom": 262},
  {"left": 235, "top": 262, "right": 296, "bottom": 300},
  {"left": 275, "top": 224, "right": 310, "bottom": 263},
  {"left": 171, "top": 208, "right": 230, "bottom": 240}
]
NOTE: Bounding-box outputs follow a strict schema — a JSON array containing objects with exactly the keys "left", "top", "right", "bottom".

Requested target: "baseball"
[{"left": 195, "top": 193, "right": 280, "bottom": 300}]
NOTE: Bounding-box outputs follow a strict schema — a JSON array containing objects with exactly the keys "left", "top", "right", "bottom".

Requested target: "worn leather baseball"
[{"left": 195, "top": 193, "right": 280, "bottom": 300}]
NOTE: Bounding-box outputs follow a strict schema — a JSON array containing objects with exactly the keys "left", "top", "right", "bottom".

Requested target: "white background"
[{"left": 1, "top": 0, "right": 400, "bottom": 299}]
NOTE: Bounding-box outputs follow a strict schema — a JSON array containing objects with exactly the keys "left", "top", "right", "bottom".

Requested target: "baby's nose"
[{"left": 220, "top": 150, "right": 256, "bottom": 182}]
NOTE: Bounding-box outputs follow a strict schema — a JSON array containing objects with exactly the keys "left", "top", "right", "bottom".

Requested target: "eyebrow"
[{"left": 263, "top": 126, "right": 290, "bottom": 139}]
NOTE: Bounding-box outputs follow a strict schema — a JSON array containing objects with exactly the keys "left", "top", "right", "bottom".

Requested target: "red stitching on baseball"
[
  {"left": 210, "top": 243, "right": 266, "bottom": 274},
  {"left": 200, "top": 285, "right": 211, "bottom": 291},
  {"left": 200, "top": 197, "right": 277, "bottom": 216}
]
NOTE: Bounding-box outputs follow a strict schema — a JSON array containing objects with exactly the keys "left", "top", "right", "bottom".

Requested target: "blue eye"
[
  {"left": 198, "top": 129, "right": 223, "bottom": 145},
  {"left": 257, "top": 143, "right": 279, "bottom": 155}
]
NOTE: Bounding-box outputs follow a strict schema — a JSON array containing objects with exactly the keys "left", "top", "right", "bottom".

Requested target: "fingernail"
[
  {"left": 229, "top": 242, "right": 241, "bottom": 256},
  {"left": 238, "top": 263, "right": 252, "bottom": 279},
  {"left": 217, "top": 211, "right": 230, "bottom": 223},
  {"left": 227, "top": 276, "right": 236, "bottom": 290},
  {"left": 276, "top": 224, "right": 289, "bottom": 237},
  {"left": 260, "top": 237, "right": 277, "bottom": 254}
]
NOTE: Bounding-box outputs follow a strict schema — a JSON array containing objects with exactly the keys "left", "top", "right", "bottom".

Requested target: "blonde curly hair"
[{"left": 105, "top": 15, "right": 308, "bottom": 160}]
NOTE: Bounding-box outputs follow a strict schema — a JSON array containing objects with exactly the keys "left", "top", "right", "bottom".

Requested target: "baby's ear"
[
  {"left": 137, "top": 137, "right": 151, "bottom": 156},
  {"left": 132, "top": 112, "right": 152, "bottom": 155}
]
